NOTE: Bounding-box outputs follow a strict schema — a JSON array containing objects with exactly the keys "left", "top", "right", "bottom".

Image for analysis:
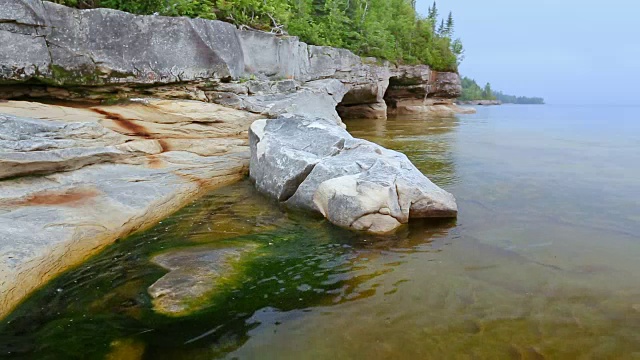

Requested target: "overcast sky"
[{"left": 416, "top": 0, "right": 640, "bottom": 105}]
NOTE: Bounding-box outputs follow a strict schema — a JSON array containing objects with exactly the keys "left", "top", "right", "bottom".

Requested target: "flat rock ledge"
[{"left": 249, "top": 115, "right": 458, "bottom": 234}]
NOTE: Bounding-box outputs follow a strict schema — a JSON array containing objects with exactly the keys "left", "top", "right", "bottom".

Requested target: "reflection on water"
[
  {"left": 2, "top": 105, "right": 640, "bottom": 359},
  {"left": 346, "top": 115, "right": 460, "bottom": 186}
]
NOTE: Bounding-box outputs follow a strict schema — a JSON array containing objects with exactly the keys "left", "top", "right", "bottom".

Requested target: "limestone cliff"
[{"left": 0, "top": 0, "right": 464, "bottom": 119}]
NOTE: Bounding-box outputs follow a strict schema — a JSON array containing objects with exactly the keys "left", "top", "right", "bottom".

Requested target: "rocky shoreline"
[
  {"left": 0, "top": 0, "right": 464, "bottom": 318},
  {"left": 456, "top": 99, "right": 502, "bottom": 106}
]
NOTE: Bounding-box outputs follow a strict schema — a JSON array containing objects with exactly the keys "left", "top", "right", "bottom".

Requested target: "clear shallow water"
[{"left": 2, "top": 105, "right": 640, "bottom": 359}]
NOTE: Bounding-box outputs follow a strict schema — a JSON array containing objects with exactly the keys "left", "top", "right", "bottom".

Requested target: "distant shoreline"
[
  {"left": 456, "top": 100, "right": 546, "bottom": 106},
  {"left": 457, "top": 100, "right": 502, "bottom": 106}
]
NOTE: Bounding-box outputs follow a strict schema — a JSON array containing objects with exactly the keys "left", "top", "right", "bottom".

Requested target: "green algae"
[{"left": 46, "top": 65, "right": 135, "bottom": 87}]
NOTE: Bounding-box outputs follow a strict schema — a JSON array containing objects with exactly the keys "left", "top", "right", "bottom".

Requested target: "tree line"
[
  {"left": 52, "top": 0, "right": 463, "bottom": 72},
  {"left": 460, "top": 77, "right": 544, "bottom": 104}
]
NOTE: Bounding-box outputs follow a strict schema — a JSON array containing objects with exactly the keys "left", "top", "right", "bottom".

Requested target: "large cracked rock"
[{"left": 249, "top": 115, "right": 457, "bottom": 234}]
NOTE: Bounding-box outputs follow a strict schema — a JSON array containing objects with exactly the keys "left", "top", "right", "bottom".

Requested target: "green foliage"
[
  {"left": 162, "top": 0, "right": 216, "bottom": 19},
  {"left": 52, "top": 0, "right": 166, "bottom": 14},
  {"left": 461, "top": 76, "right": 545, "bottom": 104},
  {"left": 444, "top": 11, "right": 453, "bottom": 36},
  {"left": 52, "top": 0, "right": 463, "bottom": 72},
  {"left": 483, "top": 82, "right": 494, "bottom": 99},
  {"left": 494, "top": 91, "right": 545, "bottom": 104},
  {"left": 460, "top": 77, "right": 496, "bottom": 101}
]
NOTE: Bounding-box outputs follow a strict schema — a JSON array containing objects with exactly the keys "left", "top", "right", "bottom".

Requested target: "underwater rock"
[
  {"left": 148, "top": 244, "right": 256, "bottom": 315},
  {"left": 249, "top": 115, "right": 458, "bottom": 234}
]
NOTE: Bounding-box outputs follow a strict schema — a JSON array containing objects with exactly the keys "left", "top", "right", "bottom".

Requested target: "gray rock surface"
[
  {"left": 249, "top": 116, "right": 458, "bottom": 234},
  {"left": 429, "top": 71, "right": 463, "bottom": 99},
  {"left": 0, "top": 114, "right": 132, "bottom": 178},
  {"left": 210, "top": 79, "right": 348, "bottom": 125},
  {"left": 2, "top": 1, "right": 243, "bottom": 85}
]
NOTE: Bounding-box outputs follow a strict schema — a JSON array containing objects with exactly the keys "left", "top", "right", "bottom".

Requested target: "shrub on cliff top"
[{"left": 51, "top": 0, "right": 462, "bottom": 72}]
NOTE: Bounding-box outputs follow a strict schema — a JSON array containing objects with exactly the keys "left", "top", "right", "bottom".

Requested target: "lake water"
[{"left": 2, "top": 105, "right": 640, "bottom": 359}]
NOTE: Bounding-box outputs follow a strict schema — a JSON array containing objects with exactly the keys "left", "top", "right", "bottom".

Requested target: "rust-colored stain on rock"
[
  {"left": 157, "top": 139, "right": 171, "bottom": 152},
  {"left": 146, "top": 155, "right": 166, "bottom": 169},
  {"left": 91, "top": 108, "right": 152, "bottom": 138},
  {"left": 176, "top": 172, "right": 210, "bottom": 188},
  {"left": 5, "top": 188, "right": 99, "bottom": 207}
]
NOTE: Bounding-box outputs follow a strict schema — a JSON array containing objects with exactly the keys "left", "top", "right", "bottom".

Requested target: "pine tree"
[
  {"left": 483, "top": 83, "right": 494, "bottom": 100},
  {"left": 427, "top": 1, "right": 438, "bottom": 31},
  {"left": 427, "top": 1, "right": 438, "bottom": 20},
  {"left": 445, "top": 11, "right": 454, "bottom": 36},
  {"left": 437, "top": 19, "right": 445, "bottom": 35}
]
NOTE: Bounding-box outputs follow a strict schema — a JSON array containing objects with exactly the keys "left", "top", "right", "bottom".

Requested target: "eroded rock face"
[
  {"left": 249, "top": 116, "right": 457, "bottom": 234},
  {"left": 1, "top": 1, "right": 243, "bottom": 85},
  {"left": 429, "top": 71, "right": 463, "bottom": 99},
  {"left": 383, "top": 66, "right": 466, "bottom": 116},
  {"left": 0, "top": 1, "right": 462, "bottom": 119}
]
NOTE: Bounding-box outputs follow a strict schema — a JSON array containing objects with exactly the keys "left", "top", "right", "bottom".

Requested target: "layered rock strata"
[
  {"left": 249, "top": 116, "right": 458, "bottom": 234},
  {"left": 0, "top": 0, "right": 464, "bottom": 119}
]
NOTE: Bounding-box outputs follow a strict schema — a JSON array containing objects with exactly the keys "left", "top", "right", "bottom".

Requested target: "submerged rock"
[
  {"left": 249, "top": 115, "right": 457, "bottom": 234},
  {"left": 148, "top": 244, "right": 256, "bottom": 315}
]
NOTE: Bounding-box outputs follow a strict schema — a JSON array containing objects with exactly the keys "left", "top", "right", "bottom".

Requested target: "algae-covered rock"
[
  {"left": 148, "top": 244, "right": 257, "bottom": 315},
  {"left": 106, "top": 339, "right": 146, "bottom": 360}
]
